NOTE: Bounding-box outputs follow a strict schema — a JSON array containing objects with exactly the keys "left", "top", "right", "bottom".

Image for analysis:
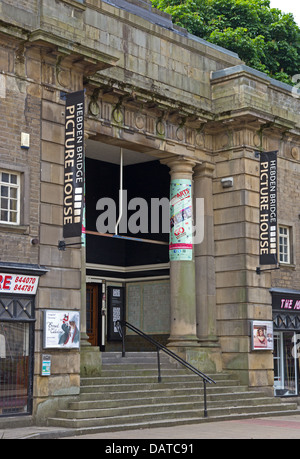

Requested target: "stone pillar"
[
  {"left": 194, "top": 162, "right": 222, "bottom": 372},
  {"left": 162, "top": 158, "right": 199, "bottom": 362}
]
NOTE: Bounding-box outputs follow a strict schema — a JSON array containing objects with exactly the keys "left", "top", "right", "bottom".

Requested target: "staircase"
[{"left": 48, "top": 352, "right": 298, "bottom": 434}]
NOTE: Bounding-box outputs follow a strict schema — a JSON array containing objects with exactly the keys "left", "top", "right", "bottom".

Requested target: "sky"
[{"left": 269, "top": 0, "right": 300, "bottom": 25}]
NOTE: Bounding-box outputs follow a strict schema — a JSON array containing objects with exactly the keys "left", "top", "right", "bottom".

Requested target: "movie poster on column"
[
  {"left": 169, "top": 179, "right": 193, "bottom": 261},
  {"left": 63, "top": 90, "right": 85, "bottom": 239},
  {"left": 259, "top": 151, "right": 278, "bottom": 265}
]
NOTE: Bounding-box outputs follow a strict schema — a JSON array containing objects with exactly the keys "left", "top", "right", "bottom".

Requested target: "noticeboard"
[{"left": 107, "top": 287, "right": 124, "bottom": 341}]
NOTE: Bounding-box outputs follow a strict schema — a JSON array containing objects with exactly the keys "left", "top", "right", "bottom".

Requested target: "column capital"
[
  {"left": 160, "top": 156, "right": 197, "bottom": 180},
  {"left": 193, "top": 161, "right": 215, "bottom": 179}
]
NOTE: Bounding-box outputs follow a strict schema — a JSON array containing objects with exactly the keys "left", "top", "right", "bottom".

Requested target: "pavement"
[{"left": 2, "top": 414, "right": 300, "bottom": 440}]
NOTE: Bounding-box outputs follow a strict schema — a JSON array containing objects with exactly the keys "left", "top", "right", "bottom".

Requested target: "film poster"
[{"left": 169, "top": 179, "right": 193, "bottom": 261}]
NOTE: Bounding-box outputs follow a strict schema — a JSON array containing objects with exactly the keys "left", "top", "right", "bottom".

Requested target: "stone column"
[
  {"left": 162, "top": 158, "right": 199, "bottom": 362},
  {"left": 193, "top": 162, "right": 222, "bottom": 372}
]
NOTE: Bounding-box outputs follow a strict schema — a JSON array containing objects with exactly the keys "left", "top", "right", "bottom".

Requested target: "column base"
[
  {"left": 198, "top": 336, "right": 220, "bottom": 347},
  {"left": 80, "top": 333, "right": 102, "bottom": 376},
  {"left": 167, "top": 341, "right": 223, "bottom": 374},
  {"left": 167, "top": 335, "right": 199, "bottom": 348}
]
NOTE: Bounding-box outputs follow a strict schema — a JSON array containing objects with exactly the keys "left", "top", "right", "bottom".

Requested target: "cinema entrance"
[{"left": 84, "top": 140, "right": 171, "bottom": 351}]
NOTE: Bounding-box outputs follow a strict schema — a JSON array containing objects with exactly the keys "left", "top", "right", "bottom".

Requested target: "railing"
[{"left": 115, "top": 320, "right": 216, "bottom": 418}]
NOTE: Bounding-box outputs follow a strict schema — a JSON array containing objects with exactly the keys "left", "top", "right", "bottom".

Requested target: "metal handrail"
[{"left": 115, "top": 319, "right": 216, "bottom": 418}]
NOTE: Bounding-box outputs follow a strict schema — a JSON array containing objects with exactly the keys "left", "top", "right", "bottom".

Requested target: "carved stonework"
[
  {"left": 291, "top": 147, "right": 300, "bottom": 160},
  {"left": 86, "top": 94, "right": 207, "bottom": 151},
  {"left": 135, "top": 113, "right": 146, "bottom": 130}
]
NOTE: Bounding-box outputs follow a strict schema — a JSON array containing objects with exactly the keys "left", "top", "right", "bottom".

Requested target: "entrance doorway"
[
  {"left": 84, "top": 140, "right": 171, "bottom": 352},
  {"left": 274, "top": 331, "right": 300, "bottom": 396},
  {"left": 86, "top": 284, "right": 99, "bottom": 347},
  {"left": 0, "top": 302, "right": 34, "bottom": 417},
  {"left": 86, "top": 282, "right": 125, "bottom": 350}
]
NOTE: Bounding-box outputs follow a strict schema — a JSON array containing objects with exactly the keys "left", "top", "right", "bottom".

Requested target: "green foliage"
[{"left": 151, "top": 0, "right": 300, "bottom": 84}]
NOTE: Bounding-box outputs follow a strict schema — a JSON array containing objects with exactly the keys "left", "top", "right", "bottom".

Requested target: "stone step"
[
  {"left": 101, "top": 352, "right": 174, "bottom": 365},
  {"left": 78, "top": 384, "right": 251, "bottom": 401},
  {"left": 79, "top": 379, "right": 237, "bottom": 393},
  {"left": 48, "top": 352, "right": 299, "bottom": 433},
  {"left": 59, "top": 396, "right": 286, "bottom": 419},
  {"left": 80, "top": 374, "right": 220, "bottom": 386},
  {"left": 47, "top": 409, "right": 300, "bottom": 435},
  {"left": 48, "top": 402, "right": 297, "bottom": 429},
  {"left": 73, "top": 390, "right": 272, "bottom": 409},
  {"left": 100, "top": 369, "right": 235, "bottom": 380}
]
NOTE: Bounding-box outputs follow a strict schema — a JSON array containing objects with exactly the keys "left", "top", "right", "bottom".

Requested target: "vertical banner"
[
  {"left": 169, "top": 179, "right": 193, "bottom": 261},
  {"left": 63, "top": 90, "right": 85, "bottom": 239},
  {"left": 259, "top": 151, "right": 278, "bottom": 265}
]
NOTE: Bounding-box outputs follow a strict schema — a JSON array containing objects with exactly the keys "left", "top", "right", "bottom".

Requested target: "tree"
[{"left": 151, "top": 0, "right": 300, "bottom": 84}]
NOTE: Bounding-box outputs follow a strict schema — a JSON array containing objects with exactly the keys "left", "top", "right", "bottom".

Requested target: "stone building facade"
[{"left": 0, "top": 0, "right": 299, "bottom": 424}]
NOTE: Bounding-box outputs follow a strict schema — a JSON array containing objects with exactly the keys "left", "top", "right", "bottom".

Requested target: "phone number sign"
[{"left": 0, "top": 273, "right": 39, "bottom": 295}]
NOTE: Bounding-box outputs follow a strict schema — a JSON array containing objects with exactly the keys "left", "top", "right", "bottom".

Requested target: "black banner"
[
  {"left": 272, "top": 291, "right": 300, "bottom": 312},
  {"left": 63, "top": 90, "right": 85, "bottom": 239},
  {"left": 259, "top": 151, "right": 278, "bottom": 265}
]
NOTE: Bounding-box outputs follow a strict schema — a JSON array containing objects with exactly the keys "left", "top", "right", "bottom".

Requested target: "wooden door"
[{"left": 86, "top": 284, "right": 99, "bottom": 346}]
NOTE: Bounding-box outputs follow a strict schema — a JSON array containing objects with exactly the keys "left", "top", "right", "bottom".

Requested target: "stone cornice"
[
  {"left": 28, "top": 29, "right": 119, "bottom": 75},
  {"left": 211, "top": 65, "right": 300, "bottom": 136},
  {"left": 86, "top": 74, "right": 213, "bottom": 126}
]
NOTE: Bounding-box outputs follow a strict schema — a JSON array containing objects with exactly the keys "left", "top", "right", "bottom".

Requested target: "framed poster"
[
  {"left": 43, "top": 310, "right": 80, "bottom": 349},
  {"left": 251, "top": 320, "right": 273, "bottom": 351}
]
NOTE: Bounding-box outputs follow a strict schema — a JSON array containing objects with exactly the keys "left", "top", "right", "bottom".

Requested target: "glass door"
[
  {"left": 274, "top": 332, "right": 284, "bottom": 394},
  {"left": 274, "top": 331, "right": 299, "bottom": 396}
]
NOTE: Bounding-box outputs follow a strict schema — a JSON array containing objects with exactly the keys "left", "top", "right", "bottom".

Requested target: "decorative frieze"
[
  {"left": 86, "top": 94, "right": 210, "bottom": 152},
  {"left": 85, "top": 90, "right": 300, "bottom": 162}
]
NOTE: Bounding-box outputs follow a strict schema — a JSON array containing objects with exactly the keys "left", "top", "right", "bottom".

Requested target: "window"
[
  {"left": 273, "top": 331, "right": 299, "bottom": 397},
  {"left": 0, "top": 295, "right": 35, "bottom": 416},
  {"left": 0, "top": 170, "right": 20, "bottom": 225},
  {"left": 279, "top": 226, "right": 291, "bottom": 264}
]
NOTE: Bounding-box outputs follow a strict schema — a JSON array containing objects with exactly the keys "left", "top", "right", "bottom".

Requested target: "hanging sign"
[
  {"left": 63, "top": 90, "right": 85, "bottom": 239},
  {"left": 259, "top": 151, "right": 278, "bottom": 265},
  {"left": 251, "top": 320, "right": 274, "bottom": 351},
  {"left": 0, "top": 273, "right": 39, "bottom": 295},
  {"left": 169, "top": 179, "right": 193, "bottom": 261}
]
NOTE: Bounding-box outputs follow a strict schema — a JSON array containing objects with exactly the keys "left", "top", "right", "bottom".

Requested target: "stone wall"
[
  {"left": 0, "top": 41, "right": 40, "bottom": 264},
  {"left": 0, "top": 0, "right": 299, "bottom": 422}
]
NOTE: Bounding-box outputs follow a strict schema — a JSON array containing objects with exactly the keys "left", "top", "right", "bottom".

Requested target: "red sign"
[{"left": 0, "top": 273, "right": 39, "bottom": 295}]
